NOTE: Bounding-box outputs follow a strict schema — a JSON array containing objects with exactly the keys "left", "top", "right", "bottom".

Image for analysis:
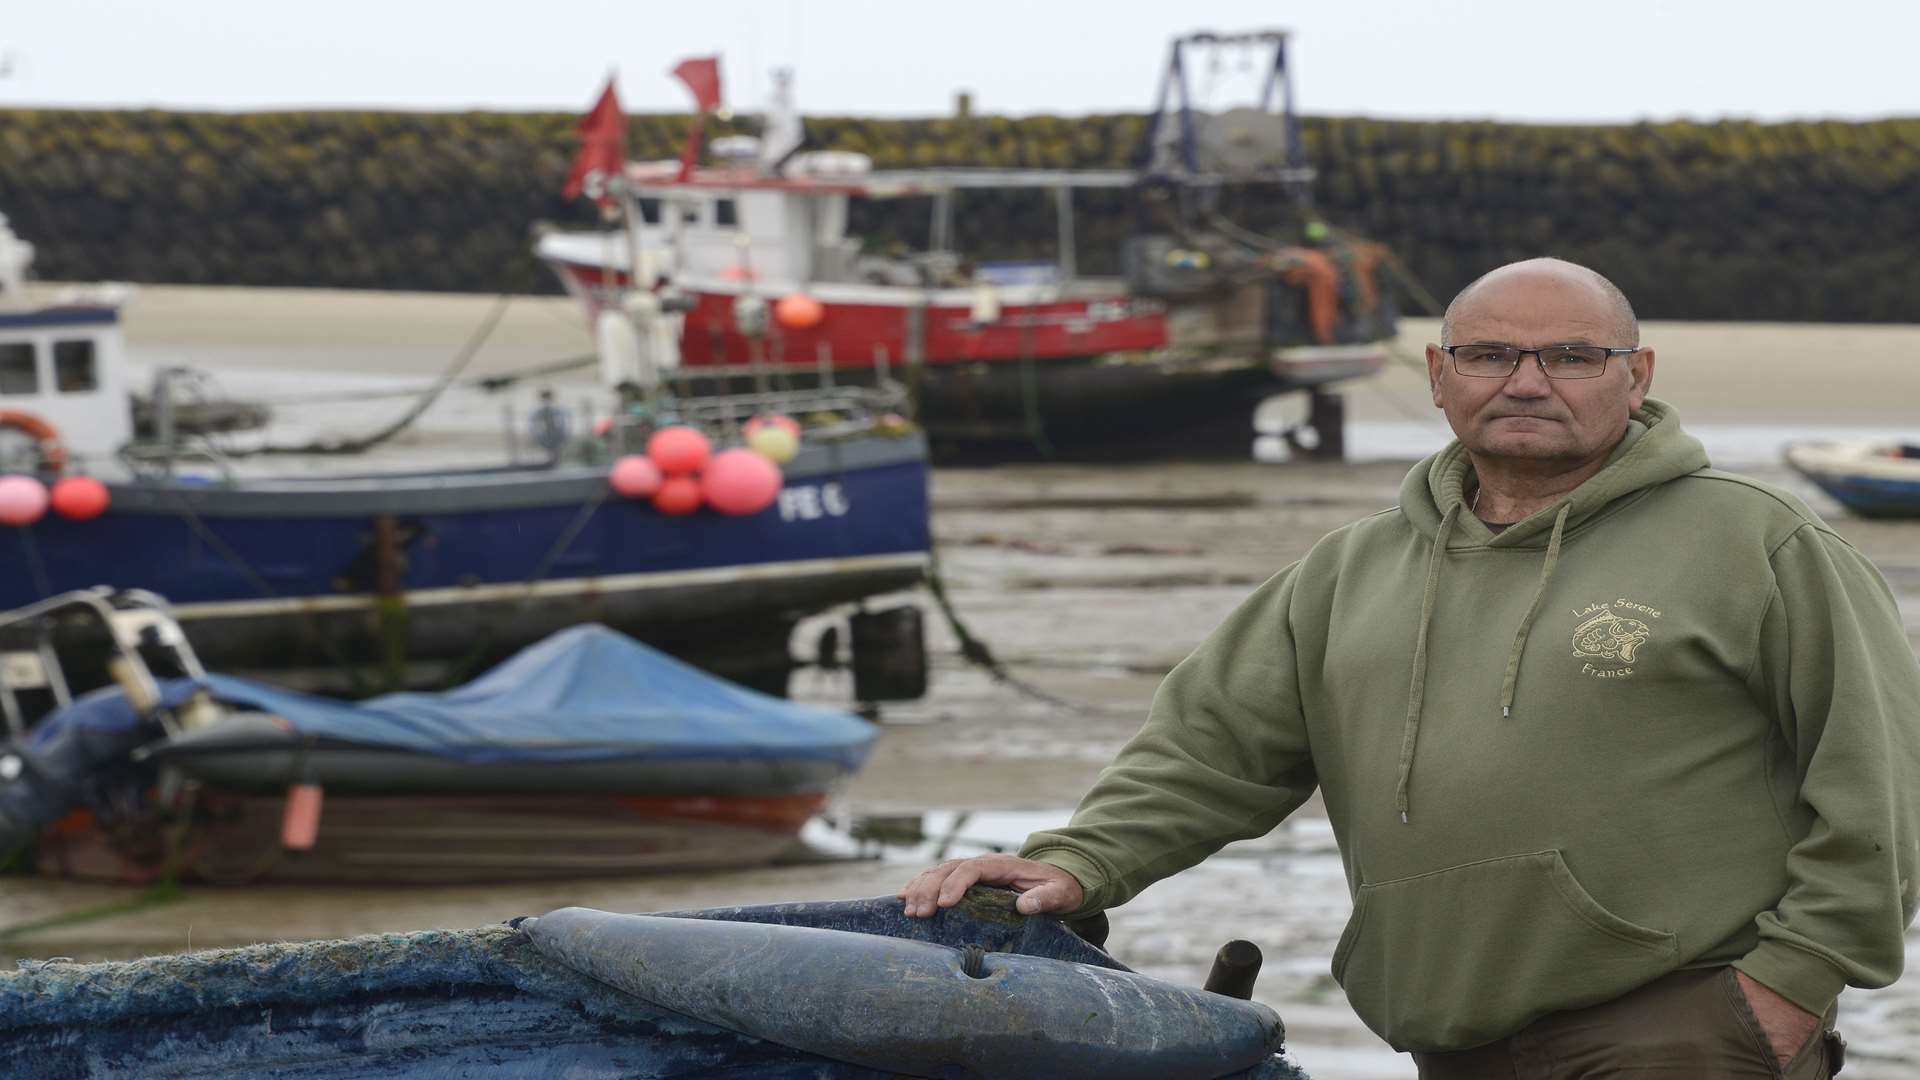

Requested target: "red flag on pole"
[
  {"left": 671, "top": 57, "right": 723, "bottom": 113},
  {"left": 671, "top": 57, "right": 722, "bottom": 181},
  {"left": 563, "top": 78, "right": 625, "bottom": 205}
]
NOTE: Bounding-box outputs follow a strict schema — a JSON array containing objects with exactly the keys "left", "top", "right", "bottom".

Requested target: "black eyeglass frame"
[{"left": 1439, "top": 343, "right": 1641, "bottom": 380}]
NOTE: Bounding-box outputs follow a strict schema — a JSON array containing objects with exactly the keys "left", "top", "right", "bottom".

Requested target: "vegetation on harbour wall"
[{"left": 2, "top": 108, "right": 1916, "bottom": 321}]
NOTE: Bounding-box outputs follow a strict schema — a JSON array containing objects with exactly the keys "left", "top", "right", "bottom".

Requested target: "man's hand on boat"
[{"left": 896, "top": 855, "right": 1085, "bottom": 918}]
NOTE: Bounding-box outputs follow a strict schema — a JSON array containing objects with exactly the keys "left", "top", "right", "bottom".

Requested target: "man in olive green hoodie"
[{"left": 898, "top": 259, "right": 1920, "bottom": 1078}]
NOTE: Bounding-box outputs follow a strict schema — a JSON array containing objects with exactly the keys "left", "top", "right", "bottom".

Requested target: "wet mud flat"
[{"left": 4, "top": 458, "right": 1917, "bottom": 1077}]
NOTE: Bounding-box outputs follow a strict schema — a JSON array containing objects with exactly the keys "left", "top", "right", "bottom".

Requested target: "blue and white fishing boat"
[
  {"left": 1784, "top": 440, "right": 1920, "bottom": 519},
  {"left": 0, "top": 890, "right": 1311, "bottom": 1079},
  {"left": 0, "top": 215, "right": 932, "bottom": 694}
]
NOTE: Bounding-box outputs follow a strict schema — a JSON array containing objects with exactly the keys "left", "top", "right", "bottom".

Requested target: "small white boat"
[{"left": 1783, "top": 441, "right": 1920, "bottom": 519}]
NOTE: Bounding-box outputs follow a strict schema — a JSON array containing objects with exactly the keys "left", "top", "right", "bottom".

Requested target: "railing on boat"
[{"left": 0, "top": 588, "right": 206, "bottom": 739}]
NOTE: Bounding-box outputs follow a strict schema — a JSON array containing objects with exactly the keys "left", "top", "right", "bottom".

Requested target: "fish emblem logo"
[
  {"left": 1569, "top": 600, "right": 1660, "bottom": 679},
  {"left": 1572, "top": 611, "right": 1652, "bottom": 663}
]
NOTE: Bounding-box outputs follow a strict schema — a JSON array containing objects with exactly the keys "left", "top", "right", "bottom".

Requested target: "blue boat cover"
[
  {"left": 0, "top": 687, "right": 163, "bottom": 855},
  {"left": 191, "top": 624, "right": 877, "bottom": 767}
]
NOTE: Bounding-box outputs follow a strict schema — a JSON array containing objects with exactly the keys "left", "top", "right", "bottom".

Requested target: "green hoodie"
[{"left": 1021, "top": 400, "right": 1920, "bottom": 1052}]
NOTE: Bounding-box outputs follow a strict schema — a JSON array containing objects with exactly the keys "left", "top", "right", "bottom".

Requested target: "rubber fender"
[{"left": 521, "top": 906, "right": 1284, "bottom": 1080}]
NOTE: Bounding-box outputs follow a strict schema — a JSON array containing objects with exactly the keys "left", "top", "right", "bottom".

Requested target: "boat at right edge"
[{"left": 1783, "top": 440, "right": 1920, "bottom": 519}]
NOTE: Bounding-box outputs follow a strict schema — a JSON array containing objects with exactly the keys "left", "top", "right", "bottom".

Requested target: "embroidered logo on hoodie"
[{"left": 1571, "top": 600, "right": 1660, "bottom": 678}]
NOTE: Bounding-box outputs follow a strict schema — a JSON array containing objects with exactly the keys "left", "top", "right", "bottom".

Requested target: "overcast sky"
[{"left": 5, "top": 0, "right": 1917, "bottom": 123}]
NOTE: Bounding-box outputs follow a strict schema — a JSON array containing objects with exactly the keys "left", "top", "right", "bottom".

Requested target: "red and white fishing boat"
[{"left": 537, "top": 31, "right": 1398, "bottom": 460}]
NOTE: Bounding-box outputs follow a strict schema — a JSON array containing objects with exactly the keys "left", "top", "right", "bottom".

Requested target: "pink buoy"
[
  {"left": 653, "top": 475, "right": 704, "bottom": 516},
  {"left": 281, "top": 783, "right": 324, "bottom": 851},
  {"left": 647, "top": 426, "right": 712, "bottom": 475},
  {"left": 608, "top": 454, "right": 663, "bottom": 498},
  {"left": 49, "top": 475, "right": 111, "bottom": 521},
  {"left": 0, "top": 475, "right": 49, "bottom": 527},
  {"left": 773, "top": 293, "right": 825, "bottom": 330},
  {"left": 592, "top": 416, "right": 617, "bottom": 438},
  {"left": 701, "top": 448, "right": 784, "bottom": 515}
]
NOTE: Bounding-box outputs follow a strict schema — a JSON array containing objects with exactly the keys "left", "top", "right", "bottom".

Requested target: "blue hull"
[
  {"left": 1797, "top": 471, "right": 1920, "bottom": 519},
  {"left": 0, "top": 892, "right": 1308, "bottom": 1079},
  {"left": 3, "top": 437, "right": 930, "bottom": 678}
]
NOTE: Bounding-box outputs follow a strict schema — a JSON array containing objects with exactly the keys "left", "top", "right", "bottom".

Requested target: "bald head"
[{"left": 1441, "top": 258, "right": 1639, "bottom": 347}]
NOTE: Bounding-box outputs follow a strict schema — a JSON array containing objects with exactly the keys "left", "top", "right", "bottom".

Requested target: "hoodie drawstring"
[
  {"left": 1394, "top": 499, "right": 1572, "bottom": 824},
  {"left": 1497, "top": 503, "right": 1570, "bottom": 718},
  {"left": 1394, "top": 501, "right": 1459, "bottom": 825}
]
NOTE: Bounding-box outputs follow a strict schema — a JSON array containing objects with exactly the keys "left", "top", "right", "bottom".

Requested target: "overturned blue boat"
[{"left": 0, "top": 891, "right": 1308, "bottom": 1079}]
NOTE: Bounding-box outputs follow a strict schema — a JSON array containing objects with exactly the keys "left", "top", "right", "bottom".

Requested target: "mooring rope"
[
  {"left": 919, "top": 542, "right": 1102, "bottom": 715},
  {"left": 230, "top": 295, "right": 513, "bottom": 457}
]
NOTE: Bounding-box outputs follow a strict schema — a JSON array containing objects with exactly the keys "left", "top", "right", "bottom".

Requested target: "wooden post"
[{"left": 372, "top": 515, "right": 407, "bottom": 689}]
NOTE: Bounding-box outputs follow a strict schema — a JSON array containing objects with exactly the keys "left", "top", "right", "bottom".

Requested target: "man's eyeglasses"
[{"left": 1440, "top": 344, "right": 1639, "bottom": 380}]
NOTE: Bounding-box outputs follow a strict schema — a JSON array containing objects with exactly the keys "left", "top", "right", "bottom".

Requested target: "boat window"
[
  {"left": 0, "top": 343, "right": 36, "bottom": 395},
  {"left": 637, "top": 197, "right": 662, "bottom": 225},
  {"left": 54, "top": 340, "right": 98, "bottom": 393},
  {"left": 714, "top": 198, "right": 738, "bottom": 227}
]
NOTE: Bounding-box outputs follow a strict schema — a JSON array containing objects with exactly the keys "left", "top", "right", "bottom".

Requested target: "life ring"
[{"left": 0, "top": 409, "right": 67, "bottom": 473}]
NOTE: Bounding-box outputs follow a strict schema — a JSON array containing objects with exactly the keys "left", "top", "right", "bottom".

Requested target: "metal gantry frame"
[
  {"left": 1141, "top": 29, "right": 1312, "bottom": 186},
  {"left": 0, "top": 587, "right": 207, "bottom": 739}
]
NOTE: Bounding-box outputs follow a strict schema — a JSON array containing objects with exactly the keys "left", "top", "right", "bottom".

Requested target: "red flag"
[
  {"left": 563, "top": 79, "right": 625, "bottom": 205},
  {"left": 671, "top": 57, "right": 723, "bottom": 114},
  {"left": 670, "top": 58, "right": 722, "bottom": 182}
]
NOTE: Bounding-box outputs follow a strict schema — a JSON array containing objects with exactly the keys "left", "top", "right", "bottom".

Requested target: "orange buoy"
[
  {"left": 652, "top": 475, "right": 704, "bottom": 516},
  {"left": 49, "top": 475, "right": 111, "bottom": 520},
  {"left": 773, "top": 293, "right": 825, "bottom": 330}
]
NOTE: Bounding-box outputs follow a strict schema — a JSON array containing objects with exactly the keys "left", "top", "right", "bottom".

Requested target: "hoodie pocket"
[{"left": 1332, "top": 849, "right": 1678, "bottom": 1053}]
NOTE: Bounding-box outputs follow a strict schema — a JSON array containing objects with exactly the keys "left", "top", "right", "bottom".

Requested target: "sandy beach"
[{"left": 3, "top": 286, "right": 1917, "bottom": 1078}]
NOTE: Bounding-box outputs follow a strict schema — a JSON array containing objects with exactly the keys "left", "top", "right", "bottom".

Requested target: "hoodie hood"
[{"left": 1399, "top": 398, "right": 1710, "bottom": 547}]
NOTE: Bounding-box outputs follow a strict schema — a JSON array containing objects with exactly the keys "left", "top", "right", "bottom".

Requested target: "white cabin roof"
[{"left": 619, "top": 161, "right": 1141, "bottom": 199}]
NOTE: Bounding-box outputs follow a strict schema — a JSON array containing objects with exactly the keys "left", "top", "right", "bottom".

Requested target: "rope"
[
  {"left": 1017, "top": 352, "right": 1053, "bottom": 457},
  {"left": 438, "top": 486, "right": 616, "bottom": 686},
  {"left": 159, "top": 488, "right": 370, "bottom": 694},
  {"left": 920, "top": 543, "right": 1095, "bottom": 714},
  {"left": 246, "top": 353, "right": 598, "bottom": 408},
  {"left": 1380, "top": 254, "right": 1447, "bottom": 318},
  {"left": 15, "top": 529, "right": 51, "bottom": 599},
  {"left": 230, "top": 295, "right": 513, "bottom": 457},
  {"left": 519, "top": 487, "right": 613, "bottom": 591}
]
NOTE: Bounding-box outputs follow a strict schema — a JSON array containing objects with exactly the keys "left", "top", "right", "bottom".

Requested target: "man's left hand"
[{"left": 1734, "top": 970, "right": 1822, "bottom": 1065}]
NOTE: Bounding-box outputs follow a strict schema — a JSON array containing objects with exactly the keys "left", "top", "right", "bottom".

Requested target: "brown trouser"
[{"left": 1414, "top": 967, "right": 1841, "bottom": 1079}]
